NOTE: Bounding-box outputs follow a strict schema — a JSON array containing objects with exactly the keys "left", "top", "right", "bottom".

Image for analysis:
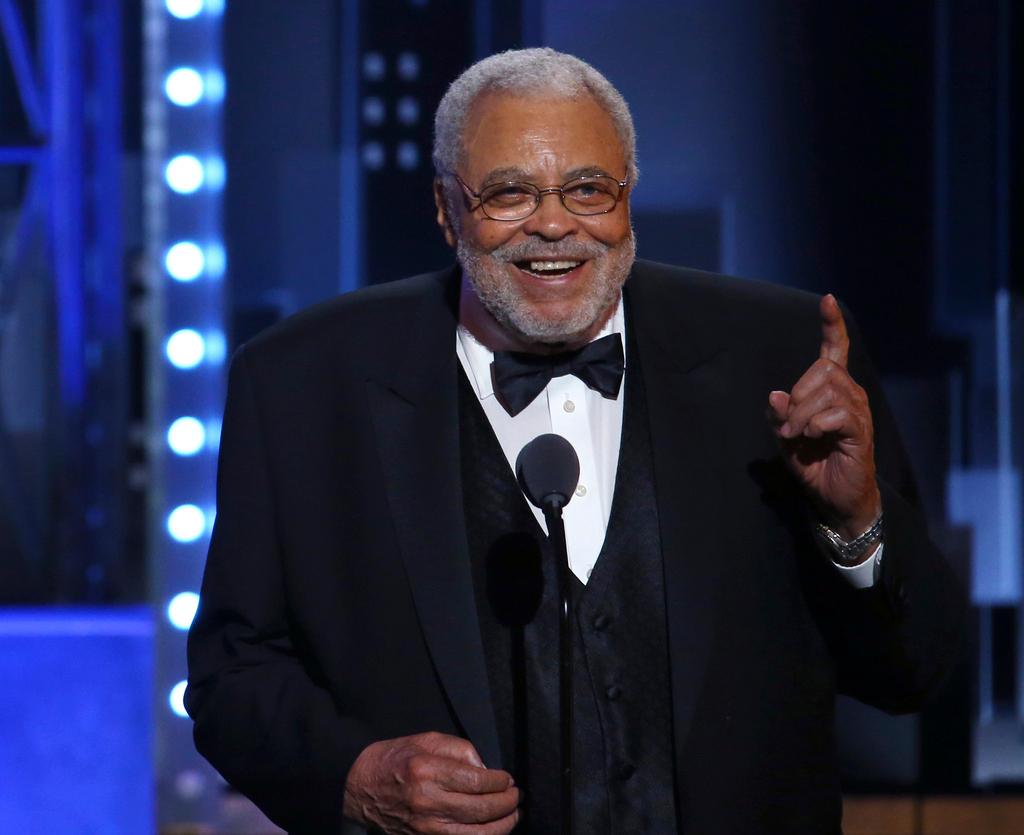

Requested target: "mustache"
[{"left": 489, "top": 239, "right": 611, "bottom": 263}]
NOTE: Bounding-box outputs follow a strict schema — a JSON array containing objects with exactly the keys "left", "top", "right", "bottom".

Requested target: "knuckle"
[{"left": 407, "top": 755, "right": 433, "bottom": 784}]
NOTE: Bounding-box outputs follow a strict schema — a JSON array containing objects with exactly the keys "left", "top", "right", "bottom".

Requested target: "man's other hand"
[
  {"left": 766, "top": 294, "right": 882, "bottom": 540},
  {"left": 342, "top": 731, "right": 520, "bottom": 834}
]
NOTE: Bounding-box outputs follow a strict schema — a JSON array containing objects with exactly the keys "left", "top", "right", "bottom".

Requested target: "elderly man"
[{"left": 187, "top": 49, "right": 963, "bottom": 834}]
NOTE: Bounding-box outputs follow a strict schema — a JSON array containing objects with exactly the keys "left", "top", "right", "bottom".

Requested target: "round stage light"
[
  {"left": 168, "top": 417, "right": 206, "bottom": 455},
  {"left": 165, "top": 241, "right": 205, "bottom": 280},
  {"left": 362, "top": 142, "right": 385, "bottom": 171},
  {"left": 167, "top": 592, "right": 200, "bottom": 630},
  {"left": 362, "top": 97, "right": 385, "bottom": 126},
  {"left": 166, "top": 0, "right": 203, "bottom": 19},
  {"left": 167, "top": 504, "right": 207, "bottom": 542},
  {"left": 166, "top": 329, "right": 206, "bottom": 369},
  {"left": 165, "top": 67, "right": 204, "bottom": 106},
  {"left": 165, "top": 154, "right": 204, "bottom": 193},
  {"left": 362, "top": 52, "right": 386, "bottom": 81},
  {"left": 397, "top": 141, "right": 419, "bottom": 171},
  {"left": 396, "top": 96, "right": 419, "bottom": 125},
  {"left": 397, "top": 52, "right": 420, "bottom": 81},
  {"left": 169, "top": 680, "right": 189, "bottom": 717}
]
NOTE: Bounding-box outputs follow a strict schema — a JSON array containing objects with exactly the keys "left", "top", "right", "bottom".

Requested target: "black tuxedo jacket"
[{"left": 186, "top": 261, "right": 964, "bottom": 833}]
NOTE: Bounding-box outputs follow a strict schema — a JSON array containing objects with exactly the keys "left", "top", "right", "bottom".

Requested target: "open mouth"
[{"left": 514, "top": 259, "right": 584, "bottom": 279}]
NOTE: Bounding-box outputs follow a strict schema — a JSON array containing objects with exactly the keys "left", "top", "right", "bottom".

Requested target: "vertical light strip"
[{"left": 144, "top": 0, "right": 225, "bottom": 823}]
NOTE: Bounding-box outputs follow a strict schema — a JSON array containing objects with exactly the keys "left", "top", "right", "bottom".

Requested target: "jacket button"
[
  {"left": 606, "top": 684, "right": 622, "bottom": 701},
  {"left": 592, "top": 613, "right": 611, "bottom": 632},
  {"left": 895, "top": 580, "right": 908, "bottom": 604},
  {"left": 616, "top": 761, "right": 636, "bottom": 780}
]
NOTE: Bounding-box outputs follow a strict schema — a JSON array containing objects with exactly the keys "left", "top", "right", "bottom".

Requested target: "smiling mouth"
[{"left": 514, "top": 259, "right": 584, "bottom": 278}]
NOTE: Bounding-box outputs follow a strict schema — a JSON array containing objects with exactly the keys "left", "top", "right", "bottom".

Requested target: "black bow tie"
[{"left": 491, "top": 333, "right": 625, "bottom": 417}]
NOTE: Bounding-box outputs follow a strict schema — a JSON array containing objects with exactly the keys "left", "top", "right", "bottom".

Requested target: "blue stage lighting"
[
  {"left": 362, "top": 142, "right": 385, "bottom": 171},
  {"left": 397, "top": 96, "right": 419, "bottom": 125},
  {"left": 204, "top": 69, "right": 226, "bottom": 102},
  {"left": 167, "top": 592, "right": 200, "bottom": 630},
  {"left": 165, "top": 241, "right": 205, "bottom": 280},
  {"left": 165, "top": 67, "right": 204, "bottom": 106},
  {"left": 397, "top": 52, "right": 420, "bottom": 81},
  {"left": 363, "top": 52, "right": 386, "bottom": 81},
  {"left": 203, "top": 243, "right": 226, "bottom": 278},
  {"left": 363, "top": 97, "right": 385, "bottom": 126},
  {"left": 397, "top": 141, "right": 419, "bottom": 171},
  {"left": 165, "top": 154, "right": 204, "bottom": 193},
  {"left": 165, "top": 329, "right": 206, "bottom": 369},
  {"left": 169, "top": 680, "right": 189, "bottom": 717},
  {"left": 204, "top": 156, "right": 226, "bottom": 190},
  {"left": 167, "top": 417, "right": 207, "bottom": 456},
  {"left": 166, "top": 0, "right": 203, "bottom": 19},
  {"left": 167, "top": 504, "right": 207, "bottom": 543}
]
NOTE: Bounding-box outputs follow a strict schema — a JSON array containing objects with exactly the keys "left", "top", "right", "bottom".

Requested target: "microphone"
[
  {"left": 515, "top": 433, "right": 580, "bottom": 835},
  {"left": 515, "top": 434, "right": 581, "bottom": 514}
]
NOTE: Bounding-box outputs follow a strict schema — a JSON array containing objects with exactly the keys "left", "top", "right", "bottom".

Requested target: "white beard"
[{"left": 456, "top": 232, "right": 636, "bottom": 345}]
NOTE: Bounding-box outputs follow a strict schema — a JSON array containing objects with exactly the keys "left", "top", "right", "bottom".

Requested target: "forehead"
[{"left": 460, "top": 92, "right": 626, "bottom": 182}]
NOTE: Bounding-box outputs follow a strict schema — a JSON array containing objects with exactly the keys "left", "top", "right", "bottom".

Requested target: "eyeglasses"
[{"left": 453, "top": 172, "right": 629, "bottom": 222}]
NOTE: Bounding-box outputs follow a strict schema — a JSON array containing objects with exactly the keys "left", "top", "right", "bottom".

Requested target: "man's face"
[{"left": 436, "top": 92, "right": 635, "bottom": 346}]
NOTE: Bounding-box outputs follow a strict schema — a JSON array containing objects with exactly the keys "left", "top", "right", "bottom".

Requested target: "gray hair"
[{"left": 433, "top": 48, "right": 638, "bottom": 187}]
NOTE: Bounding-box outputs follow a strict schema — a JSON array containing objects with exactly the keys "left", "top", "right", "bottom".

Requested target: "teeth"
[{"left": 528, "top": 260, "right": 581, "bottom": 272}]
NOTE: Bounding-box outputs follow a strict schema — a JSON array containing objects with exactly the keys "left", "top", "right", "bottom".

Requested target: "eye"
[
  {"left": 483, "top": 183, "right": 535, "bottom": 207},
  {"left": 564, "top": 178, "right": 615, "bottom": 203}
]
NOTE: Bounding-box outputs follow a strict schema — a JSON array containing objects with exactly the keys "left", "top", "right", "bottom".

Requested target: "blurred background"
[{"left": 0, "top": 0, "right": 1021, "bottom": 832}]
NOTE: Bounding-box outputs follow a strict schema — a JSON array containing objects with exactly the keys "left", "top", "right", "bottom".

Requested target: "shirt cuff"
[{"left": 830, "top": 543, "right": 884, "bottom": 589}]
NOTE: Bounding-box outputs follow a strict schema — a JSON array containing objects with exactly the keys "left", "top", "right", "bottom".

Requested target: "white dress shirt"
[{"left": 456, "top": 297, "right": 882, "bottom": 588}]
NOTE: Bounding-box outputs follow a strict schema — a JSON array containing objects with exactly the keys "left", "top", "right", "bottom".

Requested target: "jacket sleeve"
[{"left": 185, "top": 345, "right": 375, "bottom": 833}]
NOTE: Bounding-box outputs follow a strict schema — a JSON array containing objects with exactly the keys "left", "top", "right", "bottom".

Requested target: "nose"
[{"left": 519, "top": 189, "right": 579, "bottom": 240}]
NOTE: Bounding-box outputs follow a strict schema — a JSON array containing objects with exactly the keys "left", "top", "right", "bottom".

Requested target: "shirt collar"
[{"left": 456, "top": 296, "right": 626, "bottom": 401}]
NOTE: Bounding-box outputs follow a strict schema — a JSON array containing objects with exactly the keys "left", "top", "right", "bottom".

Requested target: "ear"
[{"left": 433, "top": 177, "right": 458, "bottom": 249}]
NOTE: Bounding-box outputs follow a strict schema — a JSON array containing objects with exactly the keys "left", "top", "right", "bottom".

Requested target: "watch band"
[{"left": 815, "top": 513, "right": 884, "bottom": 564}]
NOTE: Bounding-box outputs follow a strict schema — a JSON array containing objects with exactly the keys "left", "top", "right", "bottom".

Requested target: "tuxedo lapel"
[
  {"left": 365, "top": 270, "right": 503, "bottom": 769},
  {"left": 626, "top": 268, "right": 733, "bottom": 763}
]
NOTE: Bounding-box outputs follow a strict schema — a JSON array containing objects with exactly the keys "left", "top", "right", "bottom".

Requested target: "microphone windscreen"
[{"left": 515, "top": 434, "right": 581, "bottom": 510}]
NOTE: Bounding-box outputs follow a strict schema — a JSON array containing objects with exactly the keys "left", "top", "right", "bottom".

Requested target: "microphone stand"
[
  {"left": 541, "top": 496, "right": 573, "bottom": 835},
  {"left": 515, "top": 433, "right": 580, "bottom": 835}
]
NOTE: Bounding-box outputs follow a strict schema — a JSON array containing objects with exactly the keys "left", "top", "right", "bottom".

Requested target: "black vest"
[{"left": 459, "top": 340, "right": 679, "bottom": 833}]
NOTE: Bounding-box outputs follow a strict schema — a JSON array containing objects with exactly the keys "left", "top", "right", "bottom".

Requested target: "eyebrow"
[{"left": 479, "top": 164, "right": 618, "bottom": 186}]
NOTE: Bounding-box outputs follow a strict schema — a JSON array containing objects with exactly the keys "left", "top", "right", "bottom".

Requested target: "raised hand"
[
  {"left": 343, "top": 731, "right": 520, "bottom": 834},
  {"left": 766, "top": 294, "right": 882, "bottom": 541}
]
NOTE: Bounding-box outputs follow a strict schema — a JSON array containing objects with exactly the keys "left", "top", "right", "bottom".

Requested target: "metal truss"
[{"left": 0, "top": 0, "right": 125, "bottom": 600}]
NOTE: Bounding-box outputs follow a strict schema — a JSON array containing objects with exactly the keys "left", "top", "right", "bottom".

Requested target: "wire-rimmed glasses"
[{"left": 453, "top": 172, "right": 629, "bottom": 221}]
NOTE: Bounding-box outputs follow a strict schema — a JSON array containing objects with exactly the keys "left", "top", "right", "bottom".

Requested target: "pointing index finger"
[{"left": 819, "top": 293, "right": 849, "bottom": 368}]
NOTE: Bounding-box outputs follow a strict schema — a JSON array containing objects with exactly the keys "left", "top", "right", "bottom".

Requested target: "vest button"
[
  {"left": 606, "top": 684, "right": 622, "bottom": 701},
  {"left": 592, "top": 613, "right": 611, "bottom": 632}
]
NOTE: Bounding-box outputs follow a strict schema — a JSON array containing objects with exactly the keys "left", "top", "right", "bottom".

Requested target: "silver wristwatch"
[{"left": 815, "top": 513, "right": 884, "bottom": 564}]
